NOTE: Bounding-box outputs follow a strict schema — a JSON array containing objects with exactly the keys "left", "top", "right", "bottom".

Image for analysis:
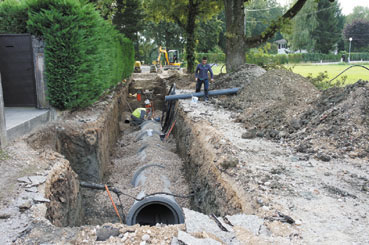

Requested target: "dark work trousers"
[{"left": 196, "top": 79, "right": 209, "bottom": 100}]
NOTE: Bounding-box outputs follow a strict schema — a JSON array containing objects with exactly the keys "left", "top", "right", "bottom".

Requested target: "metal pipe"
[{"left": 164, "top": 88, "right": 240, "bottom": 101}]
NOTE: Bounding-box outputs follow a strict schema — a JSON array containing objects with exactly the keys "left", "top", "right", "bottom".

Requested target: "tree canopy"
[
  {"left": 311, "top": 0, "right": 343, "bottom": 53},
  {"left": 143, "top": 0, "right": 222, "bottom": 72},
  {"left": 344, "top": 20, "right": 369, "bottom": 51}
]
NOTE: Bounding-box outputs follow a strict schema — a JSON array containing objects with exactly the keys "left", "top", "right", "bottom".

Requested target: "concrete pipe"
[{"left": 126, "top": 164, "right": 184, "bottom": 226}]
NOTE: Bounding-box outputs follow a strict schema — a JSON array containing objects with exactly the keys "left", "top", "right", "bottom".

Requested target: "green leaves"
[{"left": 0, "top": 0, "right": 134, "bottom": 109}]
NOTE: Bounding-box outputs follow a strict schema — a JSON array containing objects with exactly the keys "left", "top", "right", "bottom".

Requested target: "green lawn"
[
  {"left": 212, "top": 63, "right": 369, "bottom": 85},
  {"left": 289, "top": 63, "right": 369, "bottom": 85}
]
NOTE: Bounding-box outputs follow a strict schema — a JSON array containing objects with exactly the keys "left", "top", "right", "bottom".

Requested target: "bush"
[
  {"left": 196, "top": 51, "right": 369, "bottom": 67},
  {"left": 0, "top": 0, "right": 28, "bottom": 33},
  {"left": 0, "top": 0, "right": 134, "bottom": 109}
]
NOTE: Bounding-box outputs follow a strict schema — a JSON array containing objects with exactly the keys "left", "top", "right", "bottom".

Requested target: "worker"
[
  {"left": 195, "top": 57, "right": 214, "bottom": 101},
  {"left": 131, "top": 107, "right": 150, "bottom": 125}
]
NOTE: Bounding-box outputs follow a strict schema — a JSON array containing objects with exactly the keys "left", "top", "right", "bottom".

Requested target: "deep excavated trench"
[{"left": 33, "top": 74, "right": 242, "bottom": 228}]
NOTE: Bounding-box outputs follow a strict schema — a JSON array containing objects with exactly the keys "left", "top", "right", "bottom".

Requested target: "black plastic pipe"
[{"left": 164, "top": 87, "right": 240, "bottom": 101}]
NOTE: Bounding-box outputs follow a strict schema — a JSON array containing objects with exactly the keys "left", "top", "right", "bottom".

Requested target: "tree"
[
  {"left": 286, "top": 0, "right": 318, "bottom": 52},
  {"left": 140, "top": 21, "right": 185, "bottom": 63},
  {"left": 224, "top": 0, "right": 313, "bottom": 72},
  {"left": 88, "top": 0, "right": 117, "bottom": 20},
  {"left": 144, "top": 0, "right": 221, "bottom": 73},
  {"left": 311, "top": 0, "right": 343, "bottom": 53},
  {"left": 113, "top": 0, "right": 145, "bottom": 59},
  {"left": 346, "top": 6, "right": 369, "bottom": 25},
  {"left": 196, "top": 16, "right": 223, "bottom": 53},
  {"left": 344, "top": 20, "right": 369, "bottom": 51},
  {"left": 244, "top": 0, "right": 284, "bottom": 39}
]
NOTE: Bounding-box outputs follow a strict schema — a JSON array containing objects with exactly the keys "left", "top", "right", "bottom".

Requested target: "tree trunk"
[
  {"left": 186, "top": 0, "right": 198, "bottom": 73},
  {"left": 224, "top": 0, "right": 246, "bottom": 72}
]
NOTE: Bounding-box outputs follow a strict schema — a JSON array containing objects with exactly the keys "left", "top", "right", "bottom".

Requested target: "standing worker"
[{"left": 195, "top": 57, "right": 214, "bottom": 101}]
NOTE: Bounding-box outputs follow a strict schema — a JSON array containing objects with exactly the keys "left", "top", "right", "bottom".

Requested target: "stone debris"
[
  {"left": 0, "top": 211, "right": 11, "bottom": 219},
  {"left": 177, "top": 230, "right": 221, "bottom": 245},
  {"left": 17, "top": 177, "right": 31, "bottom": 184},
  {"left": 18, "top": 201, "right": 32, "bottom": 212},
  {"left": 17, "top": 176, "right": 46, "bottom": 187},
  {"left": 96, "top": 225, "right": 120, "bottom": 241},
  {"left": 225, "top": 214, "right": 265, "bottom": 236},
  {"left": 33, "top": 196, "right": 50, "bottom": 203},
  {"left": 28, "top": 176, "right": 47, "bottom": 186},
  {"left": 25, "top": 187, "right": 38, "bottom": 193}
]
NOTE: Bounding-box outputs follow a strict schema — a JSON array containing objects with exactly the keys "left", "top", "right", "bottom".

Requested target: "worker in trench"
[
  {"left": 195, "top": 56, "right": 214, "bottom": 101},
  {"left": 131, "top": 107, "right": 151, "bottom": 126}
]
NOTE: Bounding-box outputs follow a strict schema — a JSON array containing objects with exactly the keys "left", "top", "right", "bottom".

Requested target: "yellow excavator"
[{"left": 155, "top": 46, "right": 181, "bottom": 70}]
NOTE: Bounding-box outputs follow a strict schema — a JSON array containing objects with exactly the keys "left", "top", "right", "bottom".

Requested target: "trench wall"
[
  {"left": 27, "top": 82, "right": 130, "bottom": 226},
  {"left": 56, "top": 83, "right": 128, "bottom": 182},
  {"left": 174, "top": 107, "right": 244, "bottom": 216}
]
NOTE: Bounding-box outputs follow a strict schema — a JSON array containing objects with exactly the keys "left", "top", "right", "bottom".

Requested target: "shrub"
[
  {"left": 0, "top": 0, "right": 28, "bottom": 33},
  {"left": 0, "top": 0, "right": 134, "bottom": 109},
  {"left": 195, "top": 51, "right": 369, "bottom": 67}
]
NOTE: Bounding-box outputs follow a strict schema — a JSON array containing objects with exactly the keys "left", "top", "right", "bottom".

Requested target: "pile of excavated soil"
[
  {"left": 163, "top": 73, "right": 196, "bottom": 90},
  {"left": 211, "top": 64, "right": 266, "bottom": 90},
  {"left": 289, "top": 80, "right": 369, "bottom": 159},
  {"left": 220, "top": 69, "right": 320, "bottom": 131},
  {"left": 215, "top": 66, "right": 369, "bottom": 159}
]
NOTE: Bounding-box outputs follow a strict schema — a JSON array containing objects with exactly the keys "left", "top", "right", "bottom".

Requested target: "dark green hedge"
[{"left": 0, "top": 0, "right": 134, "bottom": 109}]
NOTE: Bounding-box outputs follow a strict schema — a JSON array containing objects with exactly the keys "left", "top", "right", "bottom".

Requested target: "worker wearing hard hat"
[
  {"left": 195, "top": 56, "right": 214, "bottom": 101},
  {"left": 131, "top": 107, "right": 151, "bottom": 125}
]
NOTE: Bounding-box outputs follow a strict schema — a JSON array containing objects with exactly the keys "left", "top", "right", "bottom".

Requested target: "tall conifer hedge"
[{"left": 0, "top": 0, "right": 134, "bottom": 109}]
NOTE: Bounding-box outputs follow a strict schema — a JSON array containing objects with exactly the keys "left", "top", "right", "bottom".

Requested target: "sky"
[{"left": 277, "top": 0, "right": 369, "bottom": 15}]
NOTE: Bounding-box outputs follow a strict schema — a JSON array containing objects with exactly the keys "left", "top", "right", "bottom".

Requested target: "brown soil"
[
  {"left": 212, "top": 64, "right": 266, "bottom": 90},
  {"left": 289, "top": 80, "right": 369, "bottom": 159},
  {"left": 214, "top": 67, "right": 369, "bottom": 159},
  {"left": 224, "top": 69, "right": 320, "bottom": 132},
  {"left": 163, "top": 73, "right": 196, "bottom": 90}
]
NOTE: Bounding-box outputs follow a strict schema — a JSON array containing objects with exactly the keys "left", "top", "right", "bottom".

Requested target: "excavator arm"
[{"left": 157, "top": 46, "right": 170, "bottom": 66}]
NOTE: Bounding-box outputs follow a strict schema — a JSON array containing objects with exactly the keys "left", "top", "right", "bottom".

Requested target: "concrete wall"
[
  {"left": 32, "top": 36, "right": 48, "bottom": 109},
  {"left": 0, "top": 73, "right": 7, "bottom": 147}
]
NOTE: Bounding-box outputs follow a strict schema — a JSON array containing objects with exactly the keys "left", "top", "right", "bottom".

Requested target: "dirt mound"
[
  {"left": 212, "top": 64, "right": 266, "bottom": 89},
  {"left": 221, "top": 69, "right": 320, "bottom": 133},
  {"left": 290, "top": 80, "right": 369, "bottom": 158},
  {"left": 164, "top": 73, "right": 196, "bottom": 89}
]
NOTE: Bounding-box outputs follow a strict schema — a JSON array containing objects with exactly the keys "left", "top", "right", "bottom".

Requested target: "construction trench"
[
  {"left": 5, "top": 69, "right": 369, "bottom": 244},
  {"left": 8, "top": 72, "right": 246, "bottom": 244}
]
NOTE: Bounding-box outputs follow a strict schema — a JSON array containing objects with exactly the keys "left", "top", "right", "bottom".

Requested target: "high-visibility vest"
[{"left": 132, "top": 108, "right": 146, "bottom": 119}]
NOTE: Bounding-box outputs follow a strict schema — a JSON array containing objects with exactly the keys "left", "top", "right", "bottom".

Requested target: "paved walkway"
[{"left": 4, "top": 107, "right": 50, "bottom": 141}]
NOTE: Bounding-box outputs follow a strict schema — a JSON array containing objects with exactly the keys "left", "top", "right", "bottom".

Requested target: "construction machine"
[{"left": 156, "top": 46, "right": 181, "bottom": 70}]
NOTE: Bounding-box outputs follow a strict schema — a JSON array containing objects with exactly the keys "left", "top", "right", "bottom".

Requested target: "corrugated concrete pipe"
[{"left": 126, "top": 120, "right": 184, "bottom": 226}]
